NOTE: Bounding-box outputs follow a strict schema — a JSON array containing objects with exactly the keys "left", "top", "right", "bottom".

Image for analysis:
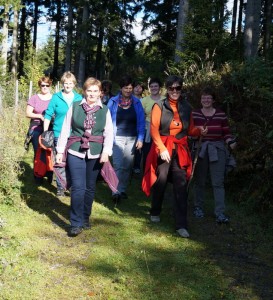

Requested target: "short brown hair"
[
  {"left": 83, "top": 77, "right": 102, "bottom": 91},
  {"left": 38, "top": 76, "right": 52, "bottom": 87},
  {"left": 201, "top": 86, "right": 216, "bottom": 100}
]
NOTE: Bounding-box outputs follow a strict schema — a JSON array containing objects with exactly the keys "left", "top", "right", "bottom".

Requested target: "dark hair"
[
  {"left": 133, "top": 80, "right": 145, "bottom": 90},
  {"left": 149, "top": 77, "right": 162, "bottom": 87},
  {"left": 165, "top": 75, "right": 183, "bottom": 88},
  {"left": 201, "top": 86, "right": 216, "bottom": 101},
  {"left": 102, "top": 80, "right": 112, "bottom": 91},
  {"left": 119, "top": 75, "right": 133, "bottom": 88}
]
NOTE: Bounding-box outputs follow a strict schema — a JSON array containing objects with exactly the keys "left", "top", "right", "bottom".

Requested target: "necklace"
[{"left": 173, "top": 119, "right": 181, "bottom": 126}]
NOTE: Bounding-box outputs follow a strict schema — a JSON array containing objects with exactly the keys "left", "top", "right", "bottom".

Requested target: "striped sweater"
[{"left": 192, "top": 108, "right": 232, "bottom": 142}]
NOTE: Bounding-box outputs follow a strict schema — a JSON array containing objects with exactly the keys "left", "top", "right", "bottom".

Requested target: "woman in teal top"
[{"left": 44, "top": 71, "right": 82, "bottom": 196}]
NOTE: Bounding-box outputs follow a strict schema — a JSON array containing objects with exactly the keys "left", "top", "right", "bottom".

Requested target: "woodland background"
[{"left": 0, "top": 0, "right": 273, "bottom": 220}]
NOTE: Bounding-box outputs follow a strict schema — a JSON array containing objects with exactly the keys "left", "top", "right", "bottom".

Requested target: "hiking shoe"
[
  {"left": 193, "top": 207, "right": 204, "bottom": 218},
  {"left": 120, "top": 192, "right": 128, "bottom": 199},
  {"left": 216, "top": 213, "right": 229, "bottom": 224},
  {"left": 68, "top": 226, "right": 83, "bottom": 237},
  {"left": 112, "top": 194, "right": 120, "bottom": 204},
  {"left": 176, "top": 228, "right": 190, "bottom": 238},
  {"left": 83, "top": 221, "right": 91, "bottom": 230},
  {"left": 57, "top": 188, "right": 65, "bottom": 197},
  {"left": 150, "top": 215, "right": 160, "bottom": 222}
]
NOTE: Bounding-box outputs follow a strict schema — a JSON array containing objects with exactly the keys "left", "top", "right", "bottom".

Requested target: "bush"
[{"left": 0, "top": 106, "right": 28, "bottom": 205}]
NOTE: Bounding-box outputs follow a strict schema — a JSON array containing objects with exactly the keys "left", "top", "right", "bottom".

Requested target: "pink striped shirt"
[{"left": 192, "top": 108, "right": 232, "bottom": 142}]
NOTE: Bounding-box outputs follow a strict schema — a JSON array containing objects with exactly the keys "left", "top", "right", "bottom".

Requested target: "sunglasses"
[
  {"left": 168, "top": 86, "right": 182, "bottom": 92},
  {"left": 41, "top": 84, "right": 50, "bottom": 87}
]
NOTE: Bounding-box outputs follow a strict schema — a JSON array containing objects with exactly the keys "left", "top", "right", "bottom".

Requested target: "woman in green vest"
[{"left": 55, "top": 77, "right": 114, "bottom": 237}]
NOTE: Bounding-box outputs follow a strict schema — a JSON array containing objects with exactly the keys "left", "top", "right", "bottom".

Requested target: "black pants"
[{"left": 150, "top": 151, "right": 188, "bottom": 230}]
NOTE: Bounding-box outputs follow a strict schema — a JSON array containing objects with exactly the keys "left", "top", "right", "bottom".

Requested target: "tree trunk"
[
  {"left": 18, "top": 0, "right": 26, "bottom": 77},
  {"left": 52, "top": 1, "right": 62, "bottom": 80},
  {"left": 65, "top": 2, "right": 73, "bottom": 71},
  {"left": 77, "top": 2, "right": 89, "bottom": 87},
  {"left": 32, "top": 0, "right": 39, "bottom": 49},
  {"left": 11, "top": 7, "right": 19, "bottom": 79},
  {"left": 94, "top": 25, "right": 104, "bottom": 79},
  {"left": 174, "top": 0, "right": 189, "bottom": 63},
  {"left": 237, "top": 0, "right": 243, "bottom": 35},
  {"left": 244, "top": 0, "right": 262, "bottom": 59},
  {"left": 1, "top": 4, "right": 10, "bottom": 76},
  {"left": 263, "top": 0, "right": 272, "bottom": 60},
  {"left": 231, "top": 0, "right": 238, "bottom": 38}
]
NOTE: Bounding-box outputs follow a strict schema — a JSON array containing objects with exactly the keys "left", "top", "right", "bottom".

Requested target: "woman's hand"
[
  {"left": 100, "top": 152, "right": 109, "bottom": 163},
  {"left": 55, "top": 153, "right": 63, "bottom": 164},
  {"left": 199, "top": 126, "right": 208, "bottom": 136},
  {"left": 136, "top": 141, "right": 143, "bottom": 150},
  {"left": 39, "top": 114, "right": 45, "bottom": 121},
  {"left": 160, "top": 150, "right": 171, "bottom": 163}
]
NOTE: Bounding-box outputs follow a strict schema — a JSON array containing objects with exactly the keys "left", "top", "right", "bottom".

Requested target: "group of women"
[{"left": 26, "top": 72, "right": 236, "bottom": 238}]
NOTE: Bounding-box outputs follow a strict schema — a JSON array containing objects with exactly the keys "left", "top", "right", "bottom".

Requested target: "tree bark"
[
  {"left": 263, "top": 0, "right": 272, "bottom": 60},
  {"left": 244, "top": 0, "right": 262, "bottom": 59},
  {"left": 65, "top": 2, "right": 73, "bottom": 71},
  {"left": 77, "top": 2, "right": 89, "bottom": 87},
  {"left": 1, "top": 4, "right": 10, "bottom": 76},
  {"left": 231, "top": 0, "right": 238, "bottom": 38},
  {"left": 52, "top": 1, "right": 62, "bottom": 80},
  {"left": 32, "top": 0, "right": 39, "bottom": 49},
  {"left": 237, "top": 0, "right": 243, "bottom": 35},
  {"left": 174, "top": 0, "right": 189, "bottom": 63},
  {"left": 18, "top": 0, "right": 26, "bottom": 77},
  {"left": 11, "top": 6, "right": 19, "bottom": 79}
]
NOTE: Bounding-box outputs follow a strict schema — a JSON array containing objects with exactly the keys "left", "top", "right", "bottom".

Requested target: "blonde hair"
[
  {"left": 60, "top": 71, "right": 77, "bottom": 85},
  {"left": 83, "top": 77, "right": 102, "bottom": 91}
]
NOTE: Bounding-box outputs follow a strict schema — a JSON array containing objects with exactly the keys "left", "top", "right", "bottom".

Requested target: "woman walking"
[
  {"left": 107, "top": 75, "right": 145, "bottom": 203},
  {"left": 26, "top": 76, "right": 53, "bottom": 184},
  {"left": 44, "top": 71, "right": 82, "bottom": 196},
  {"left": 142, "top": 75, "right": 207, "bottom": 238},
  {"left": 55, "top": 77, "right": 114, "bottom": 237},
  {"left": 192, "top": 87, "right": 236, "bottom": 223}
]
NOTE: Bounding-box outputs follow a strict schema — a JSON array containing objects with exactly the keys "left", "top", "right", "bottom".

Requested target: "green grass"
[{"left": 0, "top": 151, "right": 273, "bottom": 299}]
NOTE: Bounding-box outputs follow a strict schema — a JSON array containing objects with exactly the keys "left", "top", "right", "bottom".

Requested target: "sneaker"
[
  {"left": 68, "top": 226, "right": 83, "bottom": 237},
  {"left": 83, "top": 221, "right": 91, "bottom": 230},
  {"left": 150, "top": 215, "right": 160, "bottom": 222},
  {"left": 216, "top": 213, "right": 229, "bottom": 224},
  {"left": 57, "top": 188, "right": 65, "bottom": 197},
  {"left": 176, "top": 228, "right": 190, "bottom": 238},
  {"left": 193, "top": 207, "right": 204, "bottom": 218}
]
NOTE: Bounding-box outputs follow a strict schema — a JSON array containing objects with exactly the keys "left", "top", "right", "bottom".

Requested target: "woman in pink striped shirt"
[{"left": 192, "top": 87, "right": 236, "bottom": 223}]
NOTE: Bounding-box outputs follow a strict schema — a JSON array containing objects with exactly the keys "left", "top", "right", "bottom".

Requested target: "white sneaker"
[
  {"left": 176, "top": 228, "right": 190, "bottom": 238},
  {"left": 150, "top": 215, "right": 160, "bottom": 222}
]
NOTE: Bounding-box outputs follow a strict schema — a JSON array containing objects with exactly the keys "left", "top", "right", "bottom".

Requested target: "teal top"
[{"left": 44, "top": 90, "right": 82, "bottom": 138}]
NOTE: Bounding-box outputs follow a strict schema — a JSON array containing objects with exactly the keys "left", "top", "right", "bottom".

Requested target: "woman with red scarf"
[{"left": 142, "top": 75, "right": 207, "bottom": 238}]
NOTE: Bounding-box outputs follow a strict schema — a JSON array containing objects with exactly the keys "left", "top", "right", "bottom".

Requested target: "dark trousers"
[
  {"left": 67, "top": 154, "right": 101, "bottom": 227},
  {"left": 142, "top": 141, "right": 152, "bottom": 171},
  {"left": 150, "top": 151, "right": 188, "bottom": 230}
]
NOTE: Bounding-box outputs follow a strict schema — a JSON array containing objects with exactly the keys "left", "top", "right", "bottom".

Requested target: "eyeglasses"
[
  {"left": 168, "top": 86, "right": 182, "bottom": 92},
  {"left": 41, "top": 84, "right": 50, "bottom": 87}
]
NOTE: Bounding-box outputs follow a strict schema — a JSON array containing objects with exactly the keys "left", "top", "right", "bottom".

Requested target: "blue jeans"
[
  {"left": 67, "top": 154, "right": 101, "bottom": 227},
  {"left": 112, "top": 136, "right": 136, "bottom": 194}
]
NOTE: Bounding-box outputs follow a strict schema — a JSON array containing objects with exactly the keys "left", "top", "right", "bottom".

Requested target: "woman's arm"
[{"left": 26, "top": 105, "right": 44, "bottom": 121}]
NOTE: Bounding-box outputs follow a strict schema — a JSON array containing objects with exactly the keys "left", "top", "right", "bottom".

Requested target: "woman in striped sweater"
[{"left": 192, "top": 87, "right": 236, "bottom": 223}]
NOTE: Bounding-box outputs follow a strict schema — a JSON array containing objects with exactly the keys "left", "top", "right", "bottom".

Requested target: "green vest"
[
  {"left": 69, "top": 101, "right": 108, "bottom": 155},
  {"left": 156, "top": 97, "right": 192, "bottom": 139}
]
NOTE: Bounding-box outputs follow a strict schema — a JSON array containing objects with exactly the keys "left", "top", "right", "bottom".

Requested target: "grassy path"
[{"left": 0, "top": 152, "right": 273, "bottom": 299}]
